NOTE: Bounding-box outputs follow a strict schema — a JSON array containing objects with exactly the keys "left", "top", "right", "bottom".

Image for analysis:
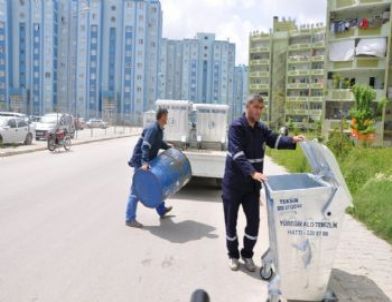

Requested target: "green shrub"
[{"left": 351, "top": 177, "right": 392, "bottom": 244}]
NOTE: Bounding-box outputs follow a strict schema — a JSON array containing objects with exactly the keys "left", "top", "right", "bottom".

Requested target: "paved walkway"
[{"left": 263, "top": 157, "right": 392, "bottom": 302}]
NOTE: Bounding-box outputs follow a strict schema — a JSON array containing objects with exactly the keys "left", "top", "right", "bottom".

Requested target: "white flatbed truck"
[{"left": 151, "top": 100, "right": 229, "bottom": 185}]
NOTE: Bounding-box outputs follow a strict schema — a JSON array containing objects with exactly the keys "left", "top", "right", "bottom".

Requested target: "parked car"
[
  {"left": 35, "top": 113, "right": 76, "bottom": 141},
  {"left": 0, "top": 111, "right": 36, "bottom": 135},
  {"left": 0, "top": 117, "right": 34, "bottom": 145},
  {"left": 86, "top": 119, "right": 107, "bottom": 129}
]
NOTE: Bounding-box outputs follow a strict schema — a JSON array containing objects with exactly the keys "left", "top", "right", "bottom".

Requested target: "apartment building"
[
  {"left": 249, "top": 17, "right": 325, "bottom": 129},
  {"left": 232, "top": 64, "right": 248, "bottom": 120},
  {"left": 9, "top": 0, "right": 59, "bottom": 115},
  {"left": 158, "top": 33, "right": 236, "bottom": 107},
  {"left": 0, "top": 0, "right": 9, "bottom": 111},
  {"left": 326, "top": 0, "right": 392, "bottom": 145}
]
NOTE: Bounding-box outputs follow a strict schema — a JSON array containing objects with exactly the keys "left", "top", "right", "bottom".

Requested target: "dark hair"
[
  {"left": 156, "top": 108, "right": 168, "bottom": 120},
  {"left": 246, "top": 94, "right": 264, "bottom": 106}
]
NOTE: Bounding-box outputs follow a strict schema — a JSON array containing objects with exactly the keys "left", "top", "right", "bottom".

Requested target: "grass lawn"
[{"left": 266, "top": 146, "right": 392, "bottom": 244}]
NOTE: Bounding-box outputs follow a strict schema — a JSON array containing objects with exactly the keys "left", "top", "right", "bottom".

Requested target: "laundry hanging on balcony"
[
  {"left": 356, "top": 38, "right": 387, "bottom": 58},
  {"left": 330, "top": 10, "right": 390, "bottom": 33},
  {"left": 328, "top": 39, "right": 355, "bottom": 61}
]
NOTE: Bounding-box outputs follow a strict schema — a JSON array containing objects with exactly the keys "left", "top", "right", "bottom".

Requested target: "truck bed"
[{"left": 183, "top": 149, "right": 226, "bottom": 179}]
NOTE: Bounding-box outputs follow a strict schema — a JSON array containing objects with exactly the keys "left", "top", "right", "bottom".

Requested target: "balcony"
[
  {"left": 287, "top": 70, "right": 310, "bottom": 76},
  {"left": 331, "top": 0, "right": 390, "bottom": 10},
  {"left": 327, "top": 89, "right": 354, "bottom": 101},
  {"left": 286, "top": 96, "right": 309, "bottom": 102},
  {"left": 313, "top": 41, "right": 326, "bottom": 49},
  {"left": 310, "top": 55, "right": 325, "bottom": 62},
  {"left": 249, "top": 59, "right": 270, "bottom": 66},
  {"left": 250, "top": 33, "right": 271, "bottom": 41},
  {"left": 288, "top": 43, "right": 311, "bottom": 51},
  {"left": 249, "top": 84, "right": 270, "bottom": 91},
  {"left": 328, "top": 57, "right": 386, "bottom": 70},
  {"left": 287, "top": 56, "right": 311, "bottom": 64},
  {"left": 310, "top": 83, "right": 324, "bottom": 89},
  {"left": 249, "top": 47, "right": 270, "bottom": 54},
  {"left": 327, "top": 89, "right": 385, "bottom": 101},
  {"left": 330, "top": 22, "right": 390, "bottom": 40},
  {"left": 309, "top": 96, "right": 324, "bottom": 102},
  {"left": 249, "top": 71, "right": 270, "bottom": 78},
  {"left": 285, "top": 108, "right": 309, "bottom": 115},
  {"left": 310, "top": 69, "right": 325, "bottom": 76},
  {"left": 287, "top": 83, "right": 310, "bottom": 89}
]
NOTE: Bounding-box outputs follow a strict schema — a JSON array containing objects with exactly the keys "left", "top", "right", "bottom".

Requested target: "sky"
[{"left": 161, "top": 0, "right": 327, "bottom": 65}]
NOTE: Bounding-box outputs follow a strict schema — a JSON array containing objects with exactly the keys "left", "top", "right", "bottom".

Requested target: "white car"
[
  {"left": 86, "top": 119, "right": 108, "bottom": 129},
  {"left": 0, "top": 111, "right": 37, "bottom": 133},
  {"left": 0, "top": 117, "right": 34, "bottom": 145}
]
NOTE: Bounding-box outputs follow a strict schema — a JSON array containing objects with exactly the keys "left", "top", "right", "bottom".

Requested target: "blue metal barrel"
[{"left": 133, "top": 148, "right": 192, "bottom": 208}]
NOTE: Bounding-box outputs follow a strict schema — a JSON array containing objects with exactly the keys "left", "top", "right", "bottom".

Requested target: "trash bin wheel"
[{"left": 259, "top": 266, "right": 273, "bottom": 281}]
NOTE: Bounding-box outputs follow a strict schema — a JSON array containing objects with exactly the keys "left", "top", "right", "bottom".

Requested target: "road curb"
[{"left": 0, "top": 133, "right": 139, "bottom": 158}]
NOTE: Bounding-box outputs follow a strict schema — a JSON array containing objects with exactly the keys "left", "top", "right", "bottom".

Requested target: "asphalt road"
[{"left": 0, "top": 137, "right": 270, "bottom": 302}]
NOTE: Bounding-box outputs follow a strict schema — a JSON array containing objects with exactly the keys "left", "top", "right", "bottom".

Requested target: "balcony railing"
[
  {"left": 287, "top": 70, "right": 310, "bottom": 76},
  {"left": 327, "top": 89, "right": 385, "bottom": 101},
  {"left": 249, "top": 47, "right": 270, "bottom": 54},
  {"left": 312, "top": 41, "right": 326, "bottom": 49},
  {"left": 285, "top": 108, "right": 323, "bottom": 115},
  {"left": 330, "top": 21, "right": 390, "bottom": 40},
  {"left": 309, "top": 96, "right": 324, "bottom": 102},
  {"left": 310, "top": 83, "right": 324, "bottom": 89},
  {"left": 288, "top": 43, "right": 311, "bottom": 50},
  {"left": 286, "top": 97, "right": 309, "bottom": 102},
  {"left": 249, "top": 59, "right": 270, "bottom": 66},
  {"left": 328, "top": 57, "right": 386, "bottom": 70},
  {"left": 287, "top": 83, "right": 310, "bottom": 89},
  {"left": 249, "top": 71, "right": 270, "bottom": 78},
  {"left": 332, "top": 0, "right": 389, "bottom": 10},
  {"left": 310, "top": 69, "right": 325, "bottom": 76},
  {"left": 328, "top": 89, "right": 354, "bottom": 101},
  {"left": 287, "top": 56, "right": 311, "bottom": 64},
  {"left": 249, "top": 84, "right": 270, "bottom": 91},
  {"left": 310, "top": 55, "right": 325, "bottom": 62}
]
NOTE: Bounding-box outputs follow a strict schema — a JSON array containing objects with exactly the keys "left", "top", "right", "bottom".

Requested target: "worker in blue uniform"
[
  {"left": 125, "top": 108, "right": 173, "bottom": 228},
  {"left": 223, "top": 94, "right": 305, "bottom": 272}
]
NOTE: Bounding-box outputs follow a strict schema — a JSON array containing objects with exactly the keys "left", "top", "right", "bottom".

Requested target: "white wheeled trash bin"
[{"left": 260, "top": 140, "right": 352, "bottom": 302}]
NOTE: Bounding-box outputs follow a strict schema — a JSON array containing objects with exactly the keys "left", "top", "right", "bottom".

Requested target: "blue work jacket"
[
  {"left": 223, "top": 114, "right": 296, "bottom": 193},
  {"left": 129, "top": 122, "right": 170, "bottom": 168}
]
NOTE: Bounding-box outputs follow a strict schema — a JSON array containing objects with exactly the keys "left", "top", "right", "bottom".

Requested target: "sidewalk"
[
  {"left": 0, "top": 127, "right": 141, "bottom": 157},
  {"left": 262, "top": 157, "right": 392, "bottom": 301}
]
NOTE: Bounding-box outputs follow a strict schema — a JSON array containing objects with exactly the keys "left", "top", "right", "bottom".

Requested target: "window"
[
  {"left": 111, "top": 5, "right": 116, "bottom": 11},
  {"left": 8, "top": 119, "right": 17, "bottom": 128},
  {"left": 18, "top": 120, "right": 27, "bottom": 128},
  {"left": 111, "top": 17, "right": 116, "bottom": 22}
]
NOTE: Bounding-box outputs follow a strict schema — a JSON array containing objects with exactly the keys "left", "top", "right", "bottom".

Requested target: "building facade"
[
  {"left": 232, "top": 65, "right": 248, "bottom": 120},
  {"left": 8, "top": 0, "right": 59, "bottom": 115},
  {"left": 0, "top": 0, "right": 9, "bottom": 111},
  {"left": 249, "top": 17, "right": 326, "bottom": 130},
  {"left": 325, "top": 0, "right": 392, "bottom": 146},
  {"left": 2, "top": 0, "right": 162, "bottom": 124},
  {"left": 159, "top": 33, "right": 236, "bottom": 106}
]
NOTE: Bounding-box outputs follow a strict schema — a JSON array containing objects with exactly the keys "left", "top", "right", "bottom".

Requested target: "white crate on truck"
[
  {"left": 193, "top": 104, "right": 229, "bottom": 144},
  {"left": 156, "top": 100, "right": 192, "bottom": 143},
  {"left": 143, "top": 111, "right": 156, "bottom": 128}
]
